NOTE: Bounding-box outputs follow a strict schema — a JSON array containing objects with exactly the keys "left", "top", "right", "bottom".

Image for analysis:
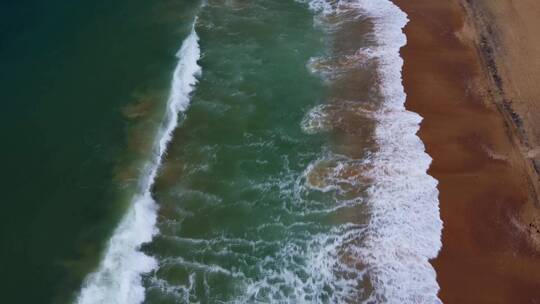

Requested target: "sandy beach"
[{"left": 394, "top": 0, "right": 540, "bottom": 302}]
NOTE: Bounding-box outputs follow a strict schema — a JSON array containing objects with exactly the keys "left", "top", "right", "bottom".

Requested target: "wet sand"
[{"left": 393, "top": 0, "right": 540, "bottom": 302}]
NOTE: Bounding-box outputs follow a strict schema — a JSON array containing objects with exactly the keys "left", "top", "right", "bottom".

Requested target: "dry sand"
[{"left": 393, "top": 0, "right": 540, "bottom": 302}]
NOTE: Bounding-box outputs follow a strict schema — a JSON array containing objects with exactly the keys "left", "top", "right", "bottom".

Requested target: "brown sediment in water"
[{"left": 393, "top": 0, "right": 540, "bottom": 302}]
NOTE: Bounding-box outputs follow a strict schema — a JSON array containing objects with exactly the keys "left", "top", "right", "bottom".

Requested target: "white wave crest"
[{"left": 76, "top": 25, "right": 202, "bottom": 304}]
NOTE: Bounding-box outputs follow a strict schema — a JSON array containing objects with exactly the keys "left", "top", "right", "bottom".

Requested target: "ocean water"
[{"left": 1, "top": 0, "right": 441, "bottom": 303}]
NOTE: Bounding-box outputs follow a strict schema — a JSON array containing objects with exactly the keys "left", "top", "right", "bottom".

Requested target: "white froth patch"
[
  {"left": 76, "top": 194, "right": 158, "bottom": 304},
  {"left": 301, "top": 104, "right": 333, "bottom": 134},
  {"left": 232, "top": 224, "right": 368, "bottom": 303},
  {"left": 76, "top": 25, "right": 202, "bottom": 304}
]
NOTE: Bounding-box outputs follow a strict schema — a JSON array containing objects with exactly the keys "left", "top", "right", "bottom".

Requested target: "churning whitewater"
[
  {"left": 353, "top": 1, "right": 442, "bottom": 302},
  {"left": 304, "top": 0, "right": 443, "bottom": 302},
  {"left": 76, "top": 25, "right": 201, "bottom": 304}
]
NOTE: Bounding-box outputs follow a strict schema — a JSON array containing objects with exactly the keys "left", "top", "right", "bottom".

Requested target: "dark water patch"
[{"left": 0, "top": 0, "right": 199, "bottom": 302}]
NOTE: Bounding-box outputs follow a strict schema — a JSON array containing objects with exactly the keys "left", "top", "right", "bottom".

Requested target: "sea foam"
[
  {"left": 303, "top": 0, "right": 443, "bottom": 302},
  {"left": 358, "top": 1, "right": 442, "bottom": 302},
  {"left": 76, "top": 25, "right": 201, "bottom": 304}
]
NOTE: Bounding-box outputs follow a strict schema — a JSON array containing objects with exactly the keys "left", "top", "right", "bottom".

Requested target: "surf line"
[
  {"left": 76, "top": 21, "right": 202, "bottom": 304},
  {"left": 302, "top": 0, "right": 443, "bottom": 302},
  {"left": 351, "top": 0, "right": 443, "bottom": 302}
]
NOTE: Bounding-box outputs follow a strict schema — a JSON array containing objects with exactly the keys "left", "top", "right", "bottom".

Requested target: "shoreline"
[{"left": 394, "top": 0, "right": 540, "bottom": 302}]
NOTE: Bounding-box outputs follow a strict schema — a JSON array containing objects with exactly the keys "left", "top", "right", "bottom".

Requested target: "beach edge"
[{"left": 393, "top": 0, "right": 540, "bottom": 302}]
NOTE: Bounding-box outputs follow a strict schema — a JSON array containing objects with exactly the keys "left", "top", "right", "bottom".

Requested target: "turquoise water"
[
  {"left": 2, "top": 0, "right": 442, "bottom": 303},
  {"left": 146, "top": 1, "right": 337, "bottom": 301}
]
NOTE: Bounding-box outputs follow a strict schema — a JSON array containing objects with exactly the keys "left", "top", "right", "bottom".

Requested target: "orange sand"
[{"left": 393, "top": 0, "right": 540, "bottom": 302}]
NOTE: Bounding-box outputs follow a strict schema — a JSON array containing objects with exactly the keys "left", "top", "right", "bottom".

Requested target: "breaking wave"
[{"left": 76, "top": 24, "right": 202, "bottom": 304}]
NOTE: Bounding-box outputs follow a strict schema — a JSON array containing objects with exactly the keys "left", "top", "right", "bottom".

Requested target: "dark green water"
[
  {"left": 1, "top": 0, "right": 443, "bottom": 303},
  {"left": 0, "top": 0, "right": 198, "bottom": 302}
]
